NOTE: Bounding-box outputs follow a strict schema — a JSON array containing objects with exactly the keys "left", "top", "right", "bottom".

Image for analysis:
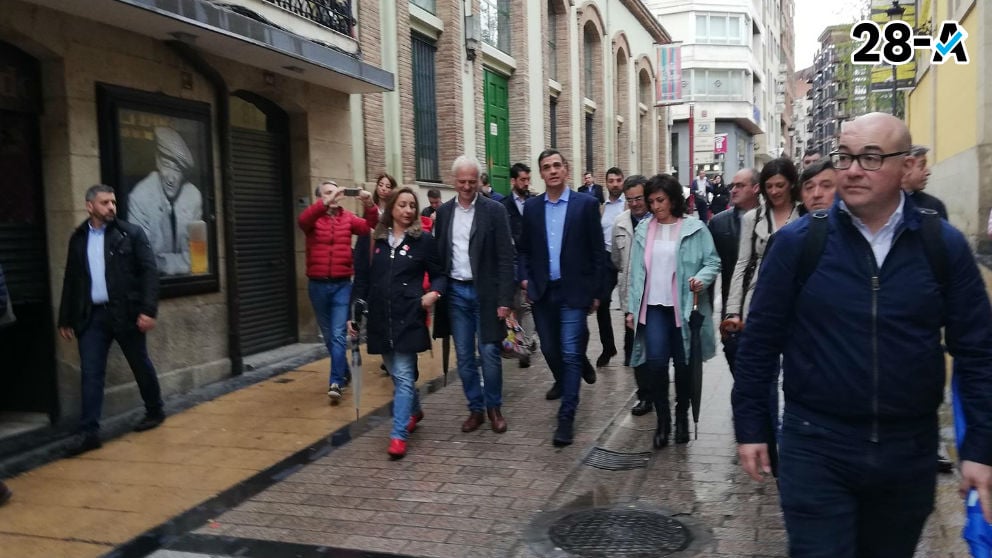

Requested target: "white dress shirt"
[
  {"left": 839, "top": 196, "right": 905, "bottom": 268},
  {"left": 451, "top": 195, "right": 477, "bottom": 281},
  {"left": 601, "top": 195, "right": 626, "bottom": 251}
]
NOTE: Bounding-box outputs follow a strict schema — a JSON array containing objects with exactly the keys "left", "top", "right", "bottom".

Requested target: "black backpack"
[{"left": 791, "top": 208, "right": 948, "bottom": 293}]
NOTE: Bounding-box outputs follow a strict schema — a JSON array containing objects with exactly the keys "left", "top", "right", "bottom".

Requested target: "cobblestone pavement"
[{"left": 148, "top": 307, "right": 970, "bottom": 558}]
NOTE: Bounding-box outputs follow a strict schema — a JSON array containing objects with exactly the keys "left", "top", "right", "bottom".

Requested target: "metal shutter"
[{"left": 231, "top": 126, "right": 296, "bottom": 355}]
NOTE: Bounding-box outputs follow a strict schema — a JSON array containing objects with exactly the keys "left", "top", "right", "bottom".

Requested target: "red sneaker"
[
  {"left": 406, "top": 410, "right": 425, "bottom": 433},
  {"left": 387, "top": 438, "right": 407, "bottom": 459}
]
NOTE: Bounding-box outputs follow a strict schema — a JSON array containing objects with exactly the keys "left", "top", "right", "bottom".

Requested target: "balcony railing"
[{"left": 263, "top": 0, "right": 355, "bottom": 36}]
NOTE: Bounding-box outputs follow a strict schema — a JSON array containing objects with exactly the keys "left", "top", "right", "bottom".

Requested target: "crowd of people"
[
  {"left": 4, "top": 113, "right": 989, "bottom": 558},
  {"left": 297, "top": 114, "right": 992, "bottom": 557}
]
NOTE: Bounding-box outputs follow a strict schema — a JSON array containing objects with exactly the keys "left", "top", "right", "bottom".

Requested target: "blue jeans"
[
  {"left": 532, "top": 282, "right": 587, "bottom": 422},
  {"left": 777, "top": 412, "right": 936, "bottom": 557},
  {"left": 448, "top": 281, "right": 503, "bottom": 410},
  {"left": 308, "top": 279, "right": 352, "bottom": 386},
  {"left": 79, "top": 305, "right": 163, "bottom": 434},
  {"left": 640, "top": 305, "right": 688, "bottom": 417},
  {"left": 382, "top": 352, "right": 422, "bottom": 441}
]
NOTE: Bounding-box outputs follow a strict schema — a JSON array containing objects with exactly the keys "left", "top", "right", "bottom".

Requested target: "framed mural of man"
[{"left": 97, "top": 84, "right": 218, "bottom": 297}]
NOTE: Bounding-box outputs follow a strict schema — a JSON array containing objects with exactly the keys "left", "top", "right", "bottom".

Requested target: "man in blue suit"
[{"left": 518, "top": 149, "right": 605, "bottom": 446}]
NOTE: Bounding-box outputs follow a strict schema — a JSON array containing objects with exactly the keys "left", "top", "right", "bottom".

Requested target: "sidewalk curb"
[
  {"left": 0, "top": 344, "right": 327, "bottom": 478},
  {"left": 102, "top": 369, "right": 452, "bottom": 558}
]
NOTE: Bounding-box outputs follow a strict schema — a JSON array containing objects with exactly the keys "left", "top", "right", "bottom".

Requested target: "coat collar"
[{"left": 373, "top": 217, "right": 423, "bottom": 240}]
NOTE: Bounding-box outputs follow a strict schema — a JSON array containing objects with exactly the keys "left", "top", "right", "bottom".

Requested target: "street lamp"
[{"left": 886, "top": 1, "right": 905, "bottom": 116}]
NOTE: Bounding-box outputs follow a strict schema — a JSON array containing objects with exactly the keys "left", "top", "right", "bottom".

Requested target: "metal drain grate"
[
  {"left": 549, "top": 509, "right": 691, "bottom": 557},
  {"left": 583, "top": 447, "right": 652, "bottom": 471}
]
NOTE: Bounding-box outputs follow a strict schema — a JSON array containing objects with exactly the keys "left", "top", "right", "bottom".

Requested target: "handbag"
[{"left": 500, "top": 312, "right": 532, "bottom": 360}]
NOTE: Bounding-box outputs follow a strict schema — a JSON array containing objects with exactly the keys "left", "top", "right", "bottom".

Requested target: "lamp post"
[{"left": 886, "top": 1, "right": 905, "bottom": 116}]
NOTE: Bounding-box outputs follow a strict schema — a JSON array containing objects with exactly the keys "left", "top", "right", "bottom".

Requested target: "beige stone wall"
[{"left": 0, "top": 1, "right": 352, "bottom": 424}]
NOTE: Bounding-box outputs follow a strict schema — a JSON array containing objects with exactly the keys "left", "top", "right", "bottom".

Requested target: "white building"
[{"left": 644, "top": 0, "right": 788, "bottom": 182}]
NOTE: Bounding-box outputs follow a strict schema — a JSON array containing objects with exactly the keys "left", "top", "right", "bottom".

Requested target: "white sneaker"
[{"left": 327, "top": 384, "right": 342, "bottom": 403}]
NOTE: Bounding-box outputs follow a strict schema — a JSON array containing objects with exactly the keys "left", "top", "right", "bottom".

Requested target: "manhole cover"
[
  {"left": 583, "top": 447, "right": 652, "bottom": 471},
  {"left": 549, "top": 509, "right": 691, "bottom": 557}
]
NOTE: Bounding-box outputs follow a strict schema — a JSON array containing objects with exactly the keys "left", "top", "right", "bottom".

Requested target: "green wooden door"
[{"left": 483, "top": 70, "right": 510, "bottom": 196}]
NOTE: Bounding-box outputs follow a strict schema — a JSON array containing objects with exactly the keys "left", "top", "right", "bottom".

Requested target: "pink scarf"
[{"left": 639, "top": 218, "right": 683, "bottom": 328}]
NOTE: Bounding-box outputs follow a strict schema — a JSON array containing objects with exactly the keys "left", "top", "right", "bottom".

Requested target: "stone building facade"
[
  {"left": 0, "top": 0, "right": 391, "bottom": 452},
  {"left": 355, "top": 0, "right": 671, "bottom": 197}
]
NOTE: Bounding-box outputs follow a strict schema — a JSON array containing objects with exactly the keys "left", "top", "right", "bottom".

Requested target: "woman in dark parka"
[{"left": 351, "top": 188, "right": 446, "bottom": 459}]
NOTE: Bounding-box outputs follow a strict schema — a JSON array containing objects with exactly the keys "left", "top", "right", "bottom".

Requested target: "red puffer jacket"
[{"left": 298, "top": 202, "right": 379, "bottom": 279}]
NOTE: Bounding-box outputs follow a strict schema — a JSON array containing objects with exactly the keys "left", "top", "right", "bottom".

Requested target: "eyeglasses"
[
  {"left": 829, "top": 151, "right": 908, "bottom": 171},
  {"left": 626, "top": 195, "right": 645, "bottom": 203},
  {"left": 730, "top": 182, "right": 753, "bottom": 189}
]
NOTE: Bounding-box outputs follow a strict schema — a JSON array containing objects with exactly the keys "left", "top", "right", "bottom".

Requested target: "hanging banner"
[
  {"left": 714, "top": 133, "right": 728, "bottom": 154},
  {"left": 655, "top": 42, "right": 683, "bottom": 106}
]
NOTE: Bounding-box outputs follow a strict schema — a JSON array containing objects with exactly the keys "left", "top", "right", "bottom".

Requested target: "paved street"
[
  {"left": 0, "top": 296, "right": 976, "bottom": 557},
  {"left": 134, "top": 308, "right": 967, "bottom": 558}
]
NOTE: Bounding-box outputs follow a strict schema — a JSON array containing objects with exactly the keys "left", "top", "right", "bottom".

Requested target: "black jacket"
[
  {"left": 431, "top": 195, "right": 515, "bottom": 344},
  {"left": 352, "top": 222, "right": 446, "bottom": 355},
  {"left": 578, "top": 183, "right": 605, "bottom": 204},
  {"left": 733, "top": 198, "right": 992, "bottom": 464},
  {"left": 708, "top": 207, "right": 745, "bottom": 317},
  {"left": 501, "top": 193, "right": 528, "bottom": 248},
  {"left": 58, "top": 219, "right": 159, "bottom": 334},
  {"left": 909, "top": 191, "right": 948, "bottom": 220}
]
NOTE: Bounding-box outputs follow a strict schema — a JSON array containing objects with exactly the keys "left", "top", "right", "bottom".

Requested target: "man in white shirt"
[
  {"left": 432, "top": 156, "right": 515, "bottom": 434},
  {"left": 691, "top": 169, "right": 712, "bottom": 223},
  {"left": 594, "top": 167, "right": 625, "bottom": 367}
]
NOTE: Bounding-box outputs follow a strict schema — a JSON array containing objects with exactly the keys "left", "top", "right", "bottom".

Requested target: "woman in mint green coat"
[{"left": 626, "top": 174, "right": 721, "bottom": 449}]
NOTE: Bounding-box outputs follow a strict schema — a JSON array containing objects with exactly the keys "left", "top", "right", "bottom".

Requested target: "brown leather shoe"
[
  {"left": 487, "top": 407, "right": 507, "bottom": 433},
  {"left": 461, "top": 411, "right": 485, "bottom": 432}
]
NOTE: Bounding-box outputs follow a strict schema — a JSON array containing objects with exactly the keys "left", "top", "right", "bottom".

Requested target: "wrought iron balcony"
[{"left": 263, "top": 0, "right": 355, "bottom": 36}]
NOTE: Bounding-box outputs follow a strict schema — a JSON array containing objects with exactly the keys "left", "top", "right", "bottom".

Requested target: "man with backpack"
[{"left": 732, "top": 112, "right": 992, "bottom": 557}]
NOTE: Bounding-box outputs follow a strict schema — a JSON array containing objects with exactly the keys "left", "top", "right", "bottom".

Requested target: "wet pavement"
[{"left": 0, "top": 302, "right": 976, "bottom": 557}]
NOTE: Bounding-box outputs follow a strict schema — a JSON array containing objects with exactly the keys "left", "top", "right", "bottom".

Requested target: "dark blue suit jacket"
[{"left": 517, "top": 190, "right": 605, "bottom": 309}]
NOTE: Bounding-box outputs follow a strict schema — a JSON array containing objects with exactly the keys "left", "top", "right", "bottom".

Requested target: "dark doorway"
[
  {"left": 230, "top": 93, "right": 297, "bottom": 355},
  {"left": 0, "top": 42, "right": 58, "bottom": 434}
]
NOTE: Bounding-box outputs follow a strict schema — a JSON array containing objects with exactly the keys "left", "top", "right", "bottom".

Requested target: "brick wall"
[
  {"left": 506, "top": 0, "right": 531, "bottom": 167},
  {"left": 359, "top": 0, "right": 384, "bottom": 183},
  {"left": 547, "top": 0, "right": 572, "bottom": 159}
]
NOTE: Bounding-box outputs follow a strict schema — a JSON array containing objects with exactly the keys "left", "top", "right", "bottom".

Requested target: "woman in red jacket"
[{"left": 298, "top": 181, "right": 378, "bottom": 402}]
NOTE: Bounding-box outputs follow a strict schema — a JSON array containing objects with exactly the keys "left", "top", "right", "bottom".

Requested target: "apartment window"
[
  {"left": 550, "top": 97, "right": 558, "bottom": 148},
  {"left": 481, "top": 0, "right": 510, "bottom": 53},
  {"left": 583, "top": 27, "right": 596, "bottom": 99},
  {"left": 412, "top": 34, "right": 440, "bottom": 182},
  {"left": 696, "top": 13, "right": 745, "bottom": 45},
  {"left": 410, "top": 0, "right": 435, "bottom": 13},
  {"left": 585, "top": 114, "right": 594, "bottom": 172},
  {"left": 686, "top": 68, "right": 747, "bottom": 100},
  {"left": 547, "top": 0, "right": 558, "bottom": 81}
]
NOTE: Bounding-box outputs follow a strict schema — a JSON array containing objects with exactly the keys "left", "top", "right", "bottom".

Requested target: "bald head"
[
  {"left": 836, "top": 112, "right": 914, "bottom": 231},
  {"left": 842, "top": 113, "right": 911, "bottom": 152}
]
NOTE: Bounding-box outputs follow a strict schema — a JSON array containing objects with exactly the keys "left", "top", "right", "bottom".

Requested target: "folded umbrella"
[
  {"left": 688, "top": 292, "right": 704, "bottom": 440},
  {"left": 350, "top": 299, "right": 367, "bottom": 422}
]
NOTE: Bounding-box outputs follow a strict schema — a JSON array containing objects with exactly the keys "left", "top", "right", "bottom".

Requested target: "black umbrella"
[
  {"left": 688, "top": 291, "right": 705, "bottom": 440},
  {"left": 350, "top": 299, "right": 367, "bottom": 422}
]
